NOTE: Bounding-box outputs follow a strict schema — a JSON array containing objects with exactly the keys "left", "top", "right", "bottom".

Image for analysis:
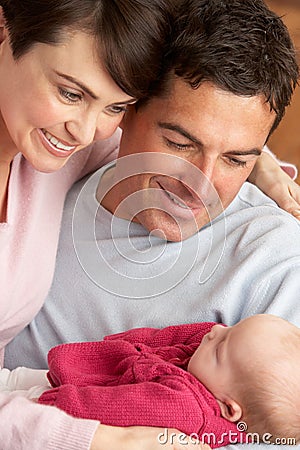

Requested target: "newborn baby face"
[{"left": 187, "top": 314, "right": 292, "bottom": 402}]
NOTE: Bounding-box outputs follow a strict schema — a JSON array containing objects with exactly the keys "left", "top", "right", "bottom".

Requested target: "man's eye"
[
  {"left": 165, "top": 138, "right": 191, "bottom": 150},
  {"left": 59, "top": 88, "right": 82, "bottom": 103},
  {"left": 227, "top": 157, "right": 247, "bottom": 167}
]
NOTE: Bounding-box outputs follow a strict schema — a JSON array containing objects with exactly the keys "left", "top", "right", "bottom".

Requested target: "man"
[{"left": 5, "top": 0, "right": 300, "bottom": 446}]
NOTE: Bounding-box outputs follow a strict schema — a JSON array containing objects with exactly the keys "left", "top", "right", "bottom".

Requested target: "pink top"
[
  {"left": 39, "top": 322, "right": 244, "bottom": 448},
  {"left": 0, "top": 131, "right": 119, "bottom": 450}
]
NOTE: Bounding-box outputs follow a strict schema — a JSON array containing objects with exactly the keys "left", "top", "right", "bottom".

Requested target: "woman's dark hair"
[
  {"left": 163, "top": 0, "right": 299, "bottom": 135},
  {"left": 0, "top": 0, "right": 173, "bottom": 99}
]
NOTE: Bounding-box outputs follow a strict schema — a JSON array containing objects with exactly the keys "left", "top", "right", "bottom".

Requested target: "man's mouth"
[
  {"left": 164, "top": 189, "right": 190, "bottom": 209},
  {"left": 41, "top": 129, "right": 76, "bottom": 152},
  {"left": 156, "top": 180, "right": 204, "bottom": 211}
]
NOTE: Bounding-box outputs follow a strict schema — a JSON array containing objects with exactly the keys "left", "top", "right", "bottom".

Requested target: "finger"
[
  {"left": 288, "top": 183, "right": 300, "bottom": 204},
  {"left": 278, "top": 197, "right": 300, "bottom": 217},
  {"left": 290, "top": 209, "right": 300, "bottom": 220}
]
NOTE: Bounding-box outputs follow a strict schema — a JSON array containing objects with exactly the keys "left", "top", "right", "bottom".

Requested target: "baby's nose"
[{"left": 210, "top": 323, "right": 226, "bottom": 339}]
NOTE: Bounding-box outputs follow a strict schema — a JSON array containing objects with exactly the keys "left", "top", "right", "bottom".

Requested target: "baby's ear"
[{"left": 217, "top": 398, "right": 242, "bottom": 422}]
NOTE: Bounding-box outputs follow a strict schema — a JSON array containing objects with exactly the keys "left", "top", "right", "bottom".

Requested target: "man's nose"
[
  {"left": 197, "top": 156, "right": 217, "bottom": 183},
  {"left": 180, "top": 155, "right": 218, "bottom": 206}
]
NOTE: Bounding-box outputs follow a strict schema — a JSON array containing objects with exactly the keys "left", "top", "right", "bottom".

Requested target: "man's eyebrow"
[
  {"left": 159, "top": 121, "right": 262, "bottom": 156},
  {"left": 227, "top": 149, "right": 262, "bottom": 156},
  {"left": 55, "top": 71, "right": 99, "bottom": 100}
]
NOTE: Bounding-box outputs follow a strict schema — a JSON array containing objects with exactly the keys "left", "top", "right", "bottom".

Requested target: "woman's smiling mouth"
[
  {"left": 42, "top": 129, "right": 76, "bottom": 151},
  {"left": 38, "top": 128, "right": 77, "bottom": 158}
]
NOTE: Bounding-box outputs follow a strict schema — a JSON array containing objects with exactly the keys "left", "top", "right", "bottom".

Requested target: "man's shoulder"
[
  {"left": 204, "top": 182, "right": 300, "bottom": 264},
  {"left": 226, "top": 182, "right": 300, "bottom": 232},
  {"left": 236, "top": 182, "right": 278, "bottom": 209}
]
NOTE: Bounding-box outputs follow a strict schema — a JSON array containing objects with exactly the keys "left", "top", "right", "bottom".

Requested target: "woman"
[
  {"left": 0, "top": 1, "right": 200, "bottom": 449},
  {"left": 0, "top": 0, "right": 298, "bottom": 449}
]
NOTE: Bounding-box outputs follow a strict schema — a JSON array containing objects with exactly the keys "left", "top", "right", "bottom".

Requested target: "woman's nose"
[
  {"left": 93, "top": 113, "right": 122, "bottom": 141},
  {"left": 66, "top": 111, "right": 122, "bottom": 146}
]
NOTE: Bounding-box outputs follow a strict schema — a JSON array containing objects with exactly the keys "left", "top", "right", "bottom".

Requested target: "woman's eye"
[
  {"left": 59, "top": 88, "right": 82, "bottom": 103},
  {"left": 107, "top": 105, "right": 128, "bottom": 115}
]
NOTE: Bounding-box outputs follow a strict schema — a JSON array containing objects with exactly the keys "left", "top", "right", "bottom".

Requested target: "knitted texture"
[{"left": 39, "top": 322, "right": 243, "bottom": 448}]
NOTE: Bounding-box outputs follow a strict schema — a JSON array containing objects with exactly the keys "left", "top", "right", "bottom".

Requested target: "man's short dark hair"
[{"left": 152, "top": 0, "right": 299, "bottom": 135}]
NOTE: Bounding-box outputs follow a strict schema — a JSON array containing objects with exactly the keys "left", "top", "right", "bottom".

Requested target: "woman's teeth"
[{"left": 43, "top": 130, "right": 75, "bottom": 151}]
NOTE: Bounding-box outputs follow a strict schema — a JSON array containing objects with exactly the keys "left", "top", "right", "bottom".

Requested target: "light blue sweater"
[{"left": 6, "top": 162, "right": 300, "bottom": 450}]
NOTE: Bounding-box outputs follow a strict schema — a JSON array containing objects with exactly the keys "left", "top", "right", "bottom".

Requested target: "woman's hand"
[
  {"left": 90, "top": 424, "right": 211, "bottom": 450},
  {"left": 249, "top": 152, "right": 300, "bottom": 220}
]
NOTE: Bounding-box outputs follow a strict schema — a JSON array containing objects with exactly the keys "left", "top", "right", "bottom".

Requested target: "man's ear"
[{"left": 217, "top": 398, "right": 242, "bottom": 422}]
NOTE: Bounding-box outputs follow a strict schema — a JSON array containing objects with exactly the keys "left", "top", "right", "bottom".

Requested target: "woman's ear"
[{"left": 217, "top": 398, "right": 242, "bottom": 422}]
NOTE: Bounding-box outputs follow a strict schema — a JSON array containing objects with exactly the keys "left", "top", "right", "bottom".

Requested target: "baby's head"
[{"left": 188, "top": 314, "right": 300, "bottom": 442}]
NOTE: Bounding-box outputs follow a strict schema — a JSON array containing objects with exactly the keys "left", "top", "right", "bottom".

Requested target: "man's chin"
[
  {"left": 144, "top": 219, "right": 208, "bottom": 242},
  {"left": 136, "top": 209, "right": 211, "bottom": 242}
]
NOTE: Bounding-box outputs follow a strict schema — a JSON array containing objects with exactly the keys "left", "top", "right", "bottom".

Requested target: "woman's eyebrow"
[
  {"left": 54, "top": 70, "right": 99, "bottom": 100},
  {"left": 113, "top": 98, "right": 137, "bottom": 106},
  {"left": 54, "top": 71, "right": 136, "bottom": 105}
]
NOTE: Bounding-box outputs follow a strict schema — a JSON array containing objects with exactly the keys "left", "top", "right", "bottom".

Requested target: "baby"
[
  {"left": 2, "top": 314, "right": 300, "bottom": 446},
  {"left": 187, "top": 314, "right": 300, "bottom": 442}
]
